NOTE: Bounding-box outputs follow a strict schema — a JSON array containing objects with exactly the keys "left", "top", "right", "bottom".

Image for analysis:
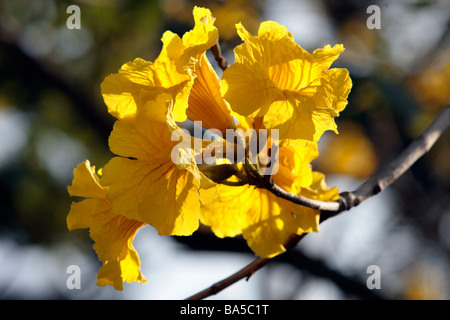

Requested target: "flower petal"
[
  {"left": 200, "top": 184, "right": 311, "bottom": 258},
  {"left": 153, "top": 31, "right": 189, "bottom": 88},
  {"left": 221, "top": 58, "right": 280, "bottom": 118},
  {"left": 200, "top": 143, "right": 338, "bottom": 258},
  {"left": 67, "top": 160, "right": 147, "bottom": 290},
  {"left": 178, "top": 6, "right": 219, "bottom": 75},
  {"left": 138, "top": 168, "right": 200, "bottom": 235},
  {"left": 102, "top": 112, "right": 204, "bottom": 235},
  {"left": 300, "top": 171, "right": 339, "bottom": 201},
  {"left": 240, "top": 188, "right": 309, "bottom": 258},
  {"left": 108, "top": 105, "right": 177, "bottom": 162},
  {"left": 101, "top": 60, "right": 154, "bottom": 120},
  {"left": 102, "top": 157, "right": 200, "bottom": 235},
  {"left": 263, "top": 90, "right": 342, "bottom": 143},
  {"left": 222, "top": 21, "right": 350, "bottom": 144},
  {"left": 200, "top": 184, "right": 247, "bottom": 238},
  {"left": 273, "top": 143, "right": 318, "bottom": 193},
  {"left": 67, "top": 160, "right": 107, "bottom": 199},
  {"left": 187, "top": 54, "right": 235, "bottom": 131}
]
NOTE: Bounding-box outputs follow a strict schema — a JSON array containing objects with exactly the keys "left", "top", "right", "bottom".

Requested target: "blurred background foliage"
[{"left": 0, "top": 0, "right": 449, "bottom": 299}]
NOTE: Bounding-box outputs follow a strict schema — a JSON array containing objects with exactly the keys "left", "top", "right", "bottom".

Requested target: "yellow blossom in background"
[
  {"left": 408, "top": 53, "right": 450, "bottom": 114},
  {"left": 67, "top": 160, "right": 147, "bottom": 290},
  {"left": 406, "top": 53, "right": 450, "bottom": 143},
  {"left": 221, "top": 21, "right": 352, "bottom": 144},
  {"left": 209, "top": 0, "right": 260, "bottom": 41},
  {"left": 403, "top": 262, "right": 446, "bottom": 300},
  {"left": 315, "top": 122, "right": 378, "bottom": 179}
]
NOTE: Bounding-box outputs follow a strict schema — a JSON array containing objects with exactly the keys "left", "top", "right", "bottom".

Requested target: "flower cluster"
[{"left": 67, "top": 6, "right": 352, "bottom": 290}]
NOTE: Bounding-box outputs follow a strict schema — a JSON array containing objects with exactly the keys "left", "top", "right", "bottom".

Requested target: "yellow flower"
[
  {"left": 221, "top": 21, "right": 352, "bottom": 144},
  {"left": 101, "top": 93, "right": 207, "bottom": 236},
  {"left": 101, "top": 6, "right": 234, "bottom": 132},
  {"left": 99, "top": 7, "right": 232, "bottom": 236},
  {"left": 67, "top": 160, "right": 147, "bottom": 290},
  {"left": 200, "top": 142, "right": 339, "bottom": 258},
  {"left": 315, "top": 122, "right": 378, "bottom": 179},
  {"left": 67, "top": 7, "right": 231, "bottom": 289},
  {"left": 208, "top": 0, "right": 260, "bottom": 41}
]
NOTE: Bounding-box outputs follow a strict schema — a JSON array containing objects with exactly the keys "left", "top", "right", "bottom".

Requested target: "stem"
[
  {"left": 210, "top": 40, "right": 229, "bottom": 71},
  {"left": 219, "top": 179, "right": 248, "bottom": 187},
  {"left": 266, "top": 183, "right": 341, "bottom": 211}
]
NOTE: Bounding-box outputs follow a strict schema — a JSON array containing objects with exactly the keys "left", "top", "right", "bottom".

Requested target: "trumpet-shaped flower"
[
  {"left": 101, "top": 93, "right": 207, "bottom": 236},
  {"left": 99, "top": 7, "right": 235, "bottom": 236},
  {"left": 67, "top": 160, "right": 147, "bottom": 290},
  {"left": 221, "top": 21, "right": 352, "bottom": 144},
  {"left": 101, "top": 6, "right": 234, "bottom": 132}
]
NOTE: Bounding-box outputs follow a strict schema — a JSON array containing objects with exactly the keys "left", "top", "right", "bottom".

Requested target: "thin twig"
[
  {"left": 186, "top": 234, "right": 303, "bottom": 300},
  {"left": 186, "top": 105, "right": 450, "bottom": 300},
  {"left": 349, "top": 105, "right": 450, "bottom": 203},
  {"left": 186, "top": 256, "right": 270, "bottom": 300},
  {"left": 210, "top": 39, "right": 229, "bottom": 71},
  {"left": 264, "top": 183, "right": 341, "bottom": 211}
]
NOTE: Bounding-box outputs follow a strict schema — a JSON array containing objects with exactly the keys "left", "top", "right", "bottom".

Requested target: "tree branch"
[
  {"left": 186, "top": 256, "right": 270, "bottom": 300},
  {"left": 264, "top": 183, "right": 341, "bottom": 211},
  {"left": 186, "top": 105, "right": 450, "bottom": 300},
  {"left": 178, "top": 231, "right": 384, "bottom": 300},
  {"left": 262, "top": 105, "right": 450, "bottom": 218},
  {"left": 348, "top": 105, "right": 450, "bottom": 203},
  {"left": 185, "top": 234, "right": 303, "bottom": 300}
]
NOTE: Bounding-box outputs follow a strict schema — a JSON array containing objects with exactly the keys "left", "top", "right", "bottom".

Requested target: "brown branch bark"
[
  {"left": 186, "top": 105, "right": 450, "bottom": 300},
  {"left": 186, "top": 256, "right": 270, "bottom": 300},
  {"left": 210, "top": 40, "right": 229, "bottom": 71},
  {"left": 186, "top": 234, "right": 303, "bottom": 300},
  {"left": 263, "top": 183, "right": 341, "bottom": 211}
]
